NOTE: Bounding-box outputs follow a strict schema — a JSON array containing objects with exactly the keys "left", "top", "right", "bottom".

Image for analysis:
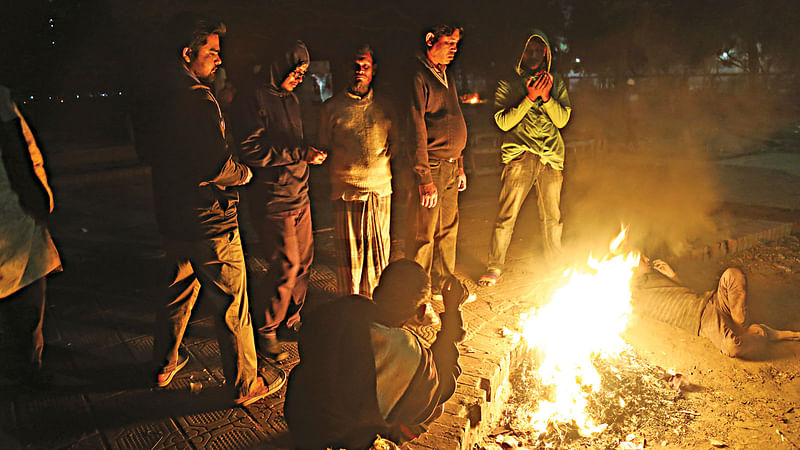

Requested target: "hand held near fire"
[
  {"left": 526, "top": 72, "right": 552, "bottom": 103},
  {"left": 651, "top": 259, "right": 678, "bottom": 281},
  {"left": 442, "top": 276, "right": 468, "bottom": 311},
  {"left": 419, "top": 182, "right": 438, "bottom": 208}
]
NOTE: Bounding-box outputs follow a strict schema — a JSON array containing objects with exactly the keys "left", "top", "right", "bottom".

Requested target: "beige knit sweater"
[{"left": 318, "top": 89, "right": 394, "bottom": 200}]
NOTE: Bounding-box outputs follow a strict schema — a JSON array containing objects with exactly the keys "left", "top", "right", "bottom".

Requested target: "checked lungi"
[{"left": 334, "top": 194, "right": 391, "bottom": 297}]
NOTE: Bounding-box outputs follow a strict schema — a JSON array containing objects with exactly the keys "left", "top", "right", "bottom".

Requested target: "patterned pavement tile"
[{"left": 104, "top": 419, "right": 186, "bottom": 450}]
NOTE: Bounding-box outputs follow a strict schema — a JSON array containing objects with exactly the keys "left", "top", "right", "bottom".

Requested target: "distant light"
[
  {"left": 101, "top": 92, "right": 108, "bottom": 97},
  {"left": 29, "top": 95, "right": 34, "bottom": 100},
  {"left": 49, "top": 18, "right": 54, "bottom": 23},
  {"left": 50, "top": 24, "right": 54, "bottom": 28},
  {"left": 720, "top": 51, "right": 730, "bottom": 61},
  {"left": 51, "top": 41, "right": 55, "bottom": 45},
  {"left": 118, "top": 91, "right": 123, "bottom": 95},
  {"left": 48, "top": 96, "right": 52, "bottom": 100},
  {"left": 575, "top": 57, "right": 581, "bottom": 63},
  {"left": 60, "top": 99, "right": 64, "bottom": 103},
  {"left": 76, "top": 95, "right": 80, "bottom": 99}
]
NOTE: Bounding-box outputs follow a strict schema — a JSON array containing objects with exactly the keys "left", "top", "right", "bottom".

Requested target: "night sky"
[{"left": 4, "top": 0, "right": 800, "bottom": 98}]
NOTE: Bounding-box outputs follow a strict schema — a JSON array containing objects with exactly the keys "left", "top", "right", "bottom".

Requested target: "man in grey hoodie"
[{"left": 479, "top": 30, "right": 571, "bottom": 287}]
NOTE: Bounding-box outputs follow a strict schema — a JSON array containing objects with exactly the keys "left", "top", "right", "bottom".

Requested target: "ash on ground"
[{"left": 485, "top": 349, "right": 699, "bottom": 449}]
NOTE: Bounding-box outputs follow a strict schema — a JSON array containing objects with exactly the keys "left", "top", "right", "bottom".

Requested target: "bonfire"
[{"left": 492, "top": 228, "right": 696, "bottom": 448}]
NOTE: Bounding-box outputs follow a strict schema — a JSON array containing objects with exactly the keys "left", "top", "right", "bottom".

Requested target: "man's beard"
[
  {"left": 198, "top": 71, "right": 216, "bottom": 85},
  {"left": 351, "top": 79, "right": 369, "bottom": 95}
]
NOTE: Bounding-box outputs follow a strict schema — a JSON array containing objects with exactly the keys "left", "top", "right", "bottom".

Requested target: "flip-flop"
[{"left": 478, "top": 271, "right": 500, "bottom": 287}]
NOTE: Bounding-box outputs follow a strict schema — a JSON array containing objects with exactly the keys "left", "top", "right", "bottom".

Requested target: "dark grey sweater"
[{"left": 409, "top": 56, "right": 468, "bottom": 185}]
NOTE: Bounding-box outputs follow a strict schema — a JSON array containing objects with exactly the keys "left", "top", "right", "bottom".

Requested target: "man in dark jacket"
[
  {"left": 150, "top": 17, "right": 282, "bottom": 406},
  {"left": 231, "top": 39, "right": 326, "bottom": 360},
  {"left": 408, "top": 24, "right": 468, "bottom": 305},
  {"left": 284, "top": 259, "right": 467, "bottom": 448},
  {"left": 479, "top": 30, "right": 571, "bottom": 287}
]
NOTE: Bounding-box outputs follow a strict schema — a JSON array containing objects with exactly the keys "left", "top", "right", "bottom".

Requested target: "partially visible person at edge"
[
  {"left": 285, "top": 259, "right": 467, "bottom": 448},
  {"left": 0, "top": 85, "right": 62, "bottom": 385},
  {"left": 478, "top": 29, "right": 571, "bottom": 288},
  {"left": 231, "top": 39, "right": 327, "bottom": 361},
  {"left": 318, "top": 44, "right": 397, "bottom": 297},
  {"left": 632, "top": 257, "right": 800, "bottom": 359},
  {"left": 407, "top": 24, "right": 468, "bottom": 320},
  {"left": 148, "top": 17, "right": 283, "bottom": 406}
]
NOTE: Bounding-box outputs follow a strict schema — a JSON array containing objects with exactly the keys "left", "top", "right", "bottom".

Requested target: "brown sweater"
[{"left": 409, "top": 55, "right": 468, "bottom": 185}]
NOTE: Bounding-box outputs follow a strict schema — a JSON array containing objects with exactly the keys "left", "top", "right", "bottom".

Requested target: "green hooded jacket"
[{"left": 494, "top": 30, "right": 571, "bottom": 169}]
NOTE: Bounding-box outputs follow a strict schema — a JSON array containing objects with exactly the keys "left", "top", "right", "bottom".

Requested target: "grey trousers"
[
  {"left": 487, "top": 152, "right": 563, "bottom": 271},
  {"left": 409, "top": 159, "right": 460, "bottom": 293}
]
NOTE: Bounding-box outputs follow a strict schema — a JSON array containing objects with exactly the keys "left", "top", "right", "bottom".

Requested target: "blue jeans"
[{"left": 487, "top": 152, "right": 563, "bottom": 271}]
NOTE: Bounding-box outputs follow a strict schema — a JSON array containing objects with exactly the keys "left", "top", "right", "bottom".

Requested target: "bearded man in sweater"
[{"left": 318, "top": 44, "right": 397, "bottom": 296}]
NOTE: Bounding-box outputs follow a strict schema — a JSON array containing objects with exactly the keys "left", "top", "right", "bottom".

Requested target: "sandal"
[{"left": 477, "top": 270, "right": 501, "bottom": 287}]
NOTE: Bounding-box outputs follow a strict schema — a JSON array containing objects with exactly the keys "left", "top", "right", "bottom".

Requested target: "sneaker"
[
  {"left": 234, "top": 369, "right": 286, "bottom": 406},
  {"left": 257, "top": 333, "right": 289, "bottom": 362},
  {"left": 156, "top": 353, "right": 189, "bottom": 388}
]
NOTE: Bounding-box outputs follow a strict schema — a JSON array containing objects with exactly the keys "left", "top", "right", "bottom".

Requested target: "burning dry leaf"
[
  {"left": 497, "top": 434, "right": 519, "bottom": 448},
  {"left": 709, "top": 439, "right": 727, "bottom": 447},
  {"left": 489, "top": 426, "right": 512, "bottom": 437},
  {"left": 498, "top": 326, "right": 514, "bottom": 337}
]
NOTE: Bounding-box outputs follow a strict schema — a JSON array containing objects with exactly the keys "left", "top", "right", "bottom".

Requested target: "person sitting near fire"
[
  {"left": 632, "top": 257, "right": 800, "bottom": 359},
  {"left": 284, "top": 259, "right": 468, "bottom": 448}
]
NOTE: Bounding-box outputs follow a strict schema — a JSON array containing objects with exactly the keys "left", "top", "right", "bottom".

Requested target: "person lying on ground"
[{"left": 631, "top": 257, "right": 800, "bottom": 359}]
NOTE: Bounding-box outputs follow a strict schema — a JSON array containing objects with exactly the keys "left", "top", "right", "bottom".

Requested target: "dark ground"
[{"left": 1, "top": 115, "right": 799, "bottom": 448}]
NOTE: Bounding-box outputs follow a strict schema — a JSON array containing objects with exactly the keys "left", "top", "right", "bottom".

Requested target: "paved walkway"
[{"left": 0, "top": 145, "right": 798, "bottom": 449}]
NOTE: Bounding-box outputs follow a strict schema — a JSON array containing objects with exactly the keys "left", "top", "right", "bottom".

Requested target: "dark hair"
[
  {"left": 423, "top": 24, "right": 463, "bottom": 48},
  {"left": 168, "top": 13, "right": 226, "bottom": 60},
  {"left": 372, "top": 259, "right": 430, "bottom": 317},
  {"left": 354, "top": 44, "right": 375, "bottom": 64}
]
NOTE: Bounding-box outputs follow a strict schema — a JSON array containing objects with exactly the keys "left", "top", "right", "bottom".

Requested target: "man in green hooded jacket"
[{"left": 479, "top": 30, "right": 571, "bottom": 287}]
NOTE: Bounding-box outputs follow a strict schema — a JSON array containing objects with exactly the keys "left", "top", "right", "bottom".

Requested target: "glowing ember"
[
  {"left": 460, "top": 93, "right": 481, "bottom": 104},
  {"left": 515, "top": 227, "right": 641, "bottom": 436}
]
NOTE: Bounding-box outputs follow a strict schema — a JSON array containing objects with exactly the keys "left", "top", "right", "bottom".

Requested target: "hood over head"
[
  {"left": 516, "top": 29, "right": 552, "bottom": 77},
  {"left": 267, "top": 39, "right": 310, "bottom": 94}
]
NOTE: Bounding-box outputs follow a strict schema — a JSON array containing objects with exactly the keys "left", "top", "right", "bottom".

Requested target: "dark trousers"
[
  {"left": 153, "top": 229, "right": 259, "bottom": 398},
  {"left": 253, "top": 203, "right": 313, "bottom": 336},
  {"left": 409, "top": 159, "right": 460, "bottom": 292},
  {"left": 0, "top": 277, "right": 46, "bottom": 372}
]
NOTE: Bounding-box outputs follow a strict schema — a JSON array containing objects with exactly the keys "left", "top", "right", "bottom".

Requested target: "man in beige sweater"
[{"left": 318, "top": 44, "right": 397, "bottom": 296}]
